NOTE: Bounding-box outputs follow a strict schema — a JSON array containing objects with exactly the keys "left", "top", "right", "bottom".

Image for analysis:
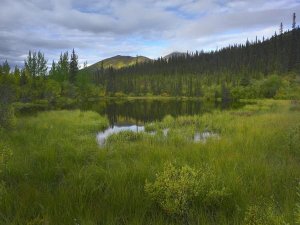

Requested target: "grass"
[{"left": 0, "top": 100, "right": 299, "bottom": 224}]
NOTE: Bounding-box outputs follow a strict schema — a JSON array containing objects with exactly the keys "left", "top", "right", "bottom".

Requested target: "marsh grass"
[{"left": 0, "top": 101, "right": 299, "bottom": 224}]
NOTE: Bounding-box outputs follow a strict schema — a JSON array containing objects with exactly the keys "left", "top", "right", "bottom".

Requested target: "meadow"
[{"left": 0, "top": 100, "right": 299, "bottom": 225}]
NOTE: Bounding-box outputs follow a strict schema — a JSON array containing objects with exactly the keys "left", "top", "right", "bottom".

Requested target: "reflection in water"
[
  {"left": 97, "top": 125, "right": 218, "bottom": 147},
  {"left": 82, "top": 99, "right": 229, "bottom": 126},
  {"left": 194, "top": 132, "right": 219, "bottom": 143},
  {"left": 17, "top": 99, "right": 246, "bottom": 126},
  {"left": 97, "top": 125, "right": 145, "bottom": 146}
]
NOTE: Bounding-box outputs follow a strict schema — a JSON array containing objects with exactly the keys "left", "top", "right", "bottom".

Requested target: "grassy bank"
[{"left": 0, "top": 101, "right": 299, "bottom": 225}]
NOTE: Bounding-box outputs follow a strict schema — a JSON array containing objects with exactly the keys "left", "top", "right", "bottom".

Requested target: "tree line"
[{"left": 89, "top": 27, "right": 300, "bottom": 99}]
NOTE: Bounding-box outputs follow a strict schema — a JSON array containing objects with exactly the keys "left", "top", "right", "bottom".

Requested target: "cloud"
[{"left": 0, "top": 0, "right": 299, "bottom": 67}]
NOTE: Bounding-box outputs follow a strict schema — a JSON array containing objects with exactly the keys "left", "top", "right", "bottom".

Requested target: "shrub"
[
  {"left": 145, "top": 163, "right": 230, "bottom": 217},
  {"left": 162, "top": 115, "right": 174, "bottom": 127},
  {"left": 145, "top": 163, "right": 200, "bottom": 216}
]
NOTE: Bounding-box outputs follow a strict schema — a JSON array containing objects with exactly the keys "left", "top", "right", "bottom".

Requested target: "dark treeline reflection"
[{"left": 80, "top": 99, "right": 244, "bottom": 126}]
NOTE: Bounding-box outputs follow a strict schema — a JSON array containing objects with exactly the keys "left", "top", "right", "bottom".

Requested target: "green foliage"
[
  {"left": 145, "top": 163, "right": 201, "bottom": 216},
  {"left": 243, "top": 203, "right": 288, "bottom": 225},
  {"left": 0, "top": 143, "right": 13, "bottom": 175},
  {"left": 69, "top": 49, "right": 79, "bottom": 83},
  {"left": 260, "top": 75, "right": 282, "bottom": 98},
  {"left": 296, "top": 183, "right": 300, "bottom": 224},
  {"left": 145, "top": 163, "right": 230, "bottom": 217},
  {"left": 285, "top": 123, "right": 300, "bottom": 156},
  {"left": 0, "top": 104, "right": 16, "bottom": 129},
  {"left": 25, "top": 51, "right": 47, "bottom": 77},
  {"left": 162, "top": 115, "right": 174, "bottom": 127},
  {"left": 106, "top": 131, "right": 143, "bottom": 145}
]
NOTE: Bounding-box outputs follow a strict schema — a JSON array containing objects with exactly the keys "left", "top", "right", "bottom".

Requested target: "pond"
[
  {"left": 91, "top": 99, "right": 240, "bottom": 146},
  {"left": 16, "top": 98, "right": 245, "bottom": 146},
  {"left": 81, "top": 98, "right": 243, "bottom": 126}
]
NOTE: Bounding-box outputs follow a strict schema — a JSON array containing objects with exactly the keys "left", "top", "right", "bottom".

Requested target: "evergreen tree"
[
  {"left": 293, "top": 13, "right": 296, "bottom": 29},
  {"left": 56, "top": 52, "right": 69, "bottom": 82},
  {"left": 25, "top": 51, "right": 47, "bottom": 77},
  {"left": 49, "top": 60, "right": 57, "bottom": 77},
  {"left": 69, "top": 49, "right": 78, "bottom": 83},
  {"left": 25, "top": 51, "right": 36, "bottom": 77},
  {"left": 37, "top": 51, "right": 47, "bottom": 77},
  {"left": 2, "top": 60, "right": 10, "bottom": 76}
]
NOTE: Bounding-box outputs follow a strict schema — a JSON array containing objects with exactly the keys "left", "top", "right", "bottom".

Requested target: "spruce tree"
[
  {"left": 56, "top": 52, "right": 69, "bottom": 82},
  {"left": 69, "top": 49, "right": 78, "bottom": 83},
  {"left": 293, "top": 13, "right": 296, "bottom": 29},
  {"left": 25, "top": 51, "right": 47, "bottom": 77}
]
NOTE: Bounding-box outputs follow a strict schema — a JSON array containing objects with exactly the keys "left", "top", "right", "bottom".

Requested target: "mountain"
[
  {"left": 84, "top": 55, "right": 151, "bottom": 72},
  {"left": 163, "top": 52, "right": 187, "bottom": 60}
]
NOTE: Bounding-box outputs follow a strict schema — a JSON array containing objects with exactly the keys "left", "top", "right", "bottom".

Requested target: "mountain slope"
[
  {"left": 163, "top": 52, "right": 187, "bottom": 60},
  {"left": 85, "top": 55, "right": 151, "bottom": 72}
]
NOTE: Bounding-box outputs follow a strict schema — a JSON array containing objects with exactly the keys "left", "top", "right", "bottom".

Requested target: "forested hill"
[
  {"left": 84, "top": 55, "right": 151, "bottom": 71},
  {"left": 89, "top": 28, "right": 300, "bottom": 98}
]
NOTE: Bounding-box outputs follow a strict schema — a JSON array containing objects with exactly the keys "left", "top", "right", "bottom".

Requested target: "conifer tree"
[
  {"left": 25, "top": 51, "right": 47, "bottom": 77},
  {"left": 56, "top": 52, "right": 69, "bottom": 81},
  {"left": 69, "top": 49, "right": 78, "bottom": 83},
  {"left": 293, "top": 13, "right": 296, "bottom": 29}
]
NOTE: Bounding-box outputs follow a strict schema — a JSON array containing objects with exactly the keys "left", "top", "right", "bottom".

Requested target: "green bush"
[
  {"left": 162, "top": 115, "right": 174, "bottom": 127},
  {"left": 145, "top": 163, "right": 230, "bottom": 217}
]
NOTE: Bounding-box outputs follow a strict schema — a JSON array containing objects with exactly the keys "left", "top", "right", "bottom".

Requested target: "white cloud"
[{"left": 0, "top": 0, "right": 299, "bottom": 67}]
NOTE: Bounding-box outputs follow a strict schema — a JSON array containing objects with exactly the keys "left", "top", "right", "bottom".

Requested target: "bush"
[
  {"left": 162, "top": 115, "right": 174, "bottom": 127},
  {"left": 145, "top": 163, "right": 230, "bottom": 217}
]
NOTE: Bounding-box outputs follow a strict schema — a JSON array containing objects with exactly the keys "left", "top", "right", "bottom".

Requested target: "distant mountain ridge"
[
  {"left": 163, "top": 52, "right": 187, "bottom": 60},
  {"left": 84, "top": 55, "right": 151, "bottom": 71}
]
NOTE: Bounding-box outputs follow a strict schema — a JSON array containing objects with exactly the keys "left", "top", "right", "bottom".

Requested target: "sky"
[{"left": 0, "top": 0, "right": 299, "bottom": 68}]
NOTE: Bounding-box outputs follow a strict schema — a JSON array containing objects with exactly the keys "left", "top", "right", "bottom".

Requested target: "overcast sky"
[{"left": 0, "top": 0, "right": 299, "bottom": 67}]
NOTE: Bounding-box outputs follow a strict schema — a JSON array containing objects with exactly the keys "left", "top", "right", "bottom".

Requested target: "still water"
[
  {"left": 88, "top": 99, "right": 239, "bottom": 146},
  {"left": 17, "top": 98, "right": 244, "bottom": 145},
  {"left": 81, "top": 98, "right": 241, "bottom": 126}
]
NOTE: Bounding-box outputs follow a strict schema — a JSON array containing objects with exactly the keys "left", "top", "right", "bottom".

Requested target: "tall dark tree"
[
  {"left": 69, "top": 49, "right": 79, "bottom": 83},
  {"left": 37, "top": 51, "right": 48, "bottom": 77},
  {"left": 280, "top": 22, "right": 283, "bottom": 35},
  {"left": 293, "top": 13, "right": 296, "bottom": 29},
  {"left": 49, "top": 60, "right": 57, "bottom": 77}
]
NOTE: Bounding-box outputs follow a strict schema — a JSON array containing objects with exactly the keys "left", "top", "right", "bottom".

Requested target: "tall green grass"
[{"left": 0, "top": 101, "right": 299, "bottom": 225}]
